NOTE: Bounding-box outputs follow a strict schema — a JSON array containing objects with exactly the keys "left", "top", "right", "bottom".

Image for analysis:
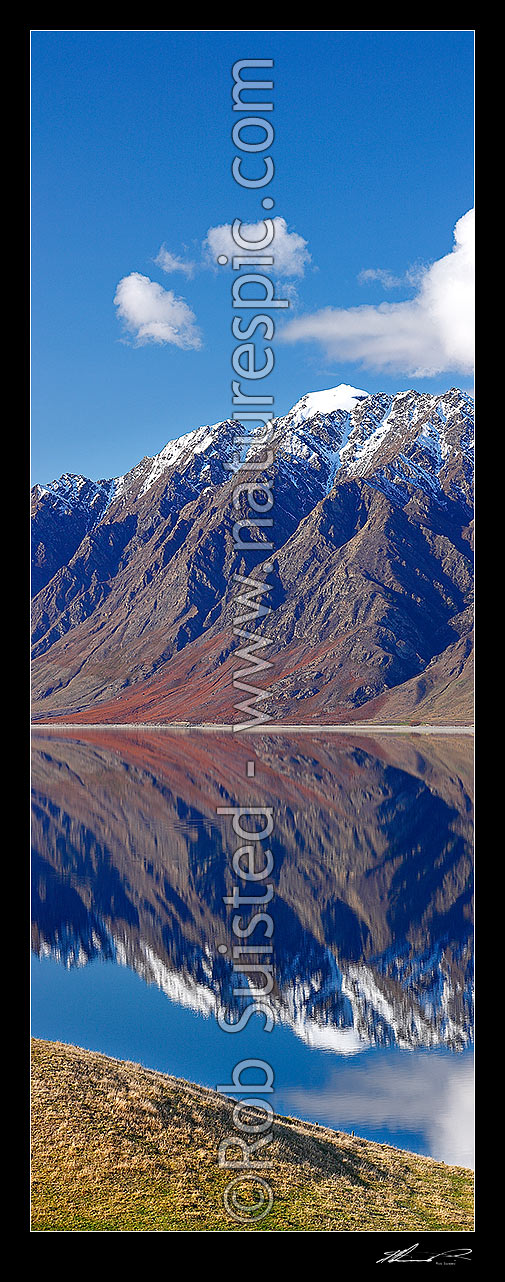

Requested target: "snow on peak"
[
  {"left": 285, "top": 384, "right": 369, "bottom": 427},
  {"left": 35, "top": 472, "right": 115, "bottom": 512},
  {"left": 137, "top": 419, "right": 238, "bottom": 496}
]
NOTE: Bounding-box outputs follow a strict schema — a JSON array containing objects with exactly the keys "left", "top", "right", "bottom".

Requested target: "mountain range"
[{"left": 31, "top": 384, "right": 474, "bottom": 724}]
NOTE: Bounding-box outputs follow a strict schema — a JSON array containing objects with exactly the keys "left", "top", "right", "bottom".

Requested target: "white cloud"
[
  {"left": 154, "top": 245, "right": 197, "bottom": 277},
  {"left": 204, "top": 216, "right": 311, "bottom": 278},
  {"left": 114, "top": 272, "right": 202, "bottom": 349},
  {"left": 281, "top": 209, "right": 474, "bottom": 377},
  {"left": 358, "top": 267, "right": 404, "bottom": 289}
]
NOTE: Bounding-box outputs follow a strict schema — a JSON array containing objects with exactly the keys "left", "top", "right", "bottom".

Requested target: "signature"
[{"left": 377, "top": 1244, "right": 472, "bottom": 1264}]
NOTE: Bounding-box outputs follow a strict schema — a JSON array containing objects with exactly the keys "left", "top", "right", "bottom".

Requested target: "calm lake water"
[{"left": 31, "top": 729, "right": 474, "bottom": 1168}]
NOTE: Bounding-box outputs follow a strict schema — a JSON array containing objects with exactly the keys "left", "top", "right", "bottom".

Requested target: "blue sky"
[{"left": 31, "top": 30, "right": 474, "bottom": 483}]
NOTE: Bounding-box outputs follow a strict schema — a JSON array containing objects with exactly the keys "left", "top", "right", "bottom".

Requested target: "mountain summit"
[
  {"left": 283, "top": 383, "right": 369, "bottom": 422},
  {"left": 31, "top": 385, "right": 474, "bottom": 724}
]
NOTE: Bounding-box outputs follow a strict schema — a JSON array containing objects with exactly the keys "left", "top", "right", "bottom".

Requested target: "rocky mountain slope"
[{"left": 31, "top": 385, "right": 474, "bottom": 723}]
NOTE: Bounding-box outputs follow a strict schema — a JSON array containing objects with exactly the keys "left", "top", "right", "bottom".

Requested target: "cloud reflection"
[{"left": 283, "top": 1051, "right": 474, "bottom": 1168}]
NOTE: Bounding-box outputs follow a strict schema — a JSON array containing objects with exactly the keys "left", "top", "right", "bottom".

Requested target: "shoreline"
[{"left": 31, "top": 721, "right": 475, "bottom": 734}]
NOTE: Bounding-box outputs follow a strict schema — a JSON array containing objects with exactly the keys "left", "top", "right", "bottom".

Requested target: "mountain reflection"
[{"left": 31, "top": 731, "right": 473, "bottom": 1052}]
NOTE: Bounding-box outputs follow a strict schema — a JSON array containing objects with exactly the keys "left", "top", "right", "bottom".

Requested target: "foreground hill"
[
  {"left": 31, "top": 1039, "right": 473, "bottom": 1232},
  {"left": 31, "top": 385, "right": 473, "bottom": 725}
]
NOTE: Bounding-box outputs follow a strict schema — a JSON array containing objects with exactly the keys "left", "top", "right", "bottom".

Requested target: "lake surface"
[{"left": 31, "top": 729, "right": 474, "bottom": 1168}]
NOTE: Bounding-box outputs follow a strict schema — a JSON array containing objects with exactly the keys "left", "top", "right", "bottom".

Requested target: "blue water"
[{"left": 31, "top": 730, "right": 474, "bottom": 1168}]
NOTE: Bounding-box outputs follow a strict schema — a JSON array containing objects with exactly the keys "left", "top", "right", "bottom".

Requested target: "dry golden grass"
[{"left": 31, "top": 1038, "right": 473, "bottom": 1233}]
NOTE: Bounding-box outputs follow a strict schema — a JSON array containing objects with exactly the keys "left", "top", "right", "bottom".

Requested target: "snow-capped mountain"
[
  {"left": 31, "top": 383, "right": 474, "bottom": 724},
  {"left": 31, "top": 474, "right": 119, "bottom": 597},
  {"left": 33, "top": 382, "right": 473, "bottom": 538},
  {"left": 122, "top": 382, "right": 473, "bottom": 511},
  {"left": 282, "top": 383, "right": 369, "bottom": 421},
  {"left": 338, "top": 388, "right": 474, "bottom": 508},
  {"left": 34, "top": 472, "right": 117, "bottom": 514},
  {"left": 250, "top": 384, "right": 474, "bottom": 510}
]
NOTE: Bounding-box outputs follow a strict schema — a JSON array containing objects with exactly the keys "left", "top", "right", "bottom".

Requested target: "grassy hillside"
[{"left": 31, "top": 1039, "right": 473, "bottom": 1233}]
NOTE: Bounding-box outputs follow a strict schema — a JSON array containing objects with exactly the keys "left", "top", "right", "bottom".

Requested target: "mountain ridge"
[{"left": 31, "top": 384, "right": 474, "bottom": 724}]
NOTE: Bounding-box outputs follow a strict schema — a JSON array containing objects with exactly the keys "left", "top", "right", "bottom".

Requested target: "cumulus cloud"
[
  {"left": 154, "top": 245, "right": 197, "bottom": 277},
  {"left": 114, "top": 272, "right": 202, "bottom": 349},
  {"left": 204, "top": 216, "right": 311, "bottom": 278},
  {"left": 281, "top": 209, "right": 474, "bottom": 377}
]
